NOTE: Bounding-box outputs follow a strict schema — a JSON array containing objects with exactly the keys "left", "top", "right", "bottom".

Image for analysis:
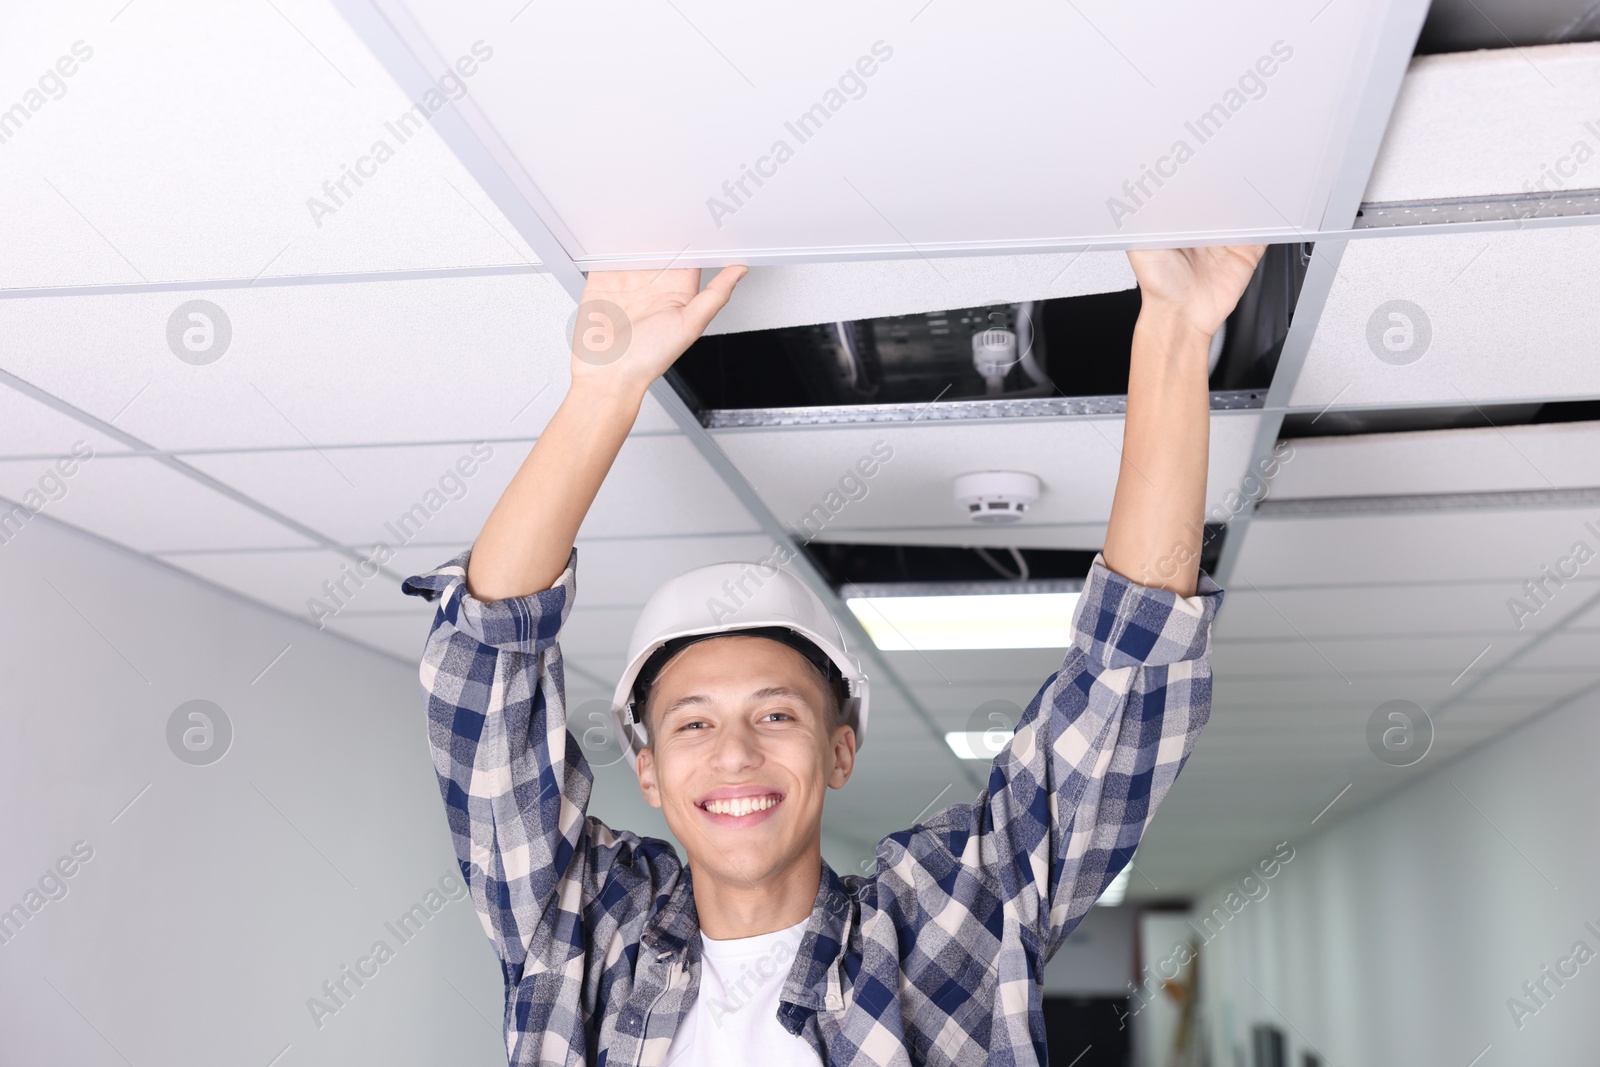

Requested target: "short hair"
[{"left": 641, "top": 635, "right": 844, "bottom": 746}]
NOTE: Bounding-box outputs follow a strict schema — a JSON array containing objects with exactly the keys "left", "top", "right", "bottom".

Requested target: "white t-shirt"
[{"left": 661, "top": 917, "right": 822, "bottom": 1067}]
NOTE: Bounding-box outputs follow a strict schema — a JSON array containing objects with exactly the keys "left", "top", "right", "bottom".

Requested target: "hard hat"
[{"left": 609, "top": 560, "right": 870, "bottom": 775}]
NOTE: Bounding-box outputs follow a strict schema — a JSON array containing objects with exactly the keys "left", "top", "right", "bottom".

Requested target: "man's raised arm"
[
  {"left": 467, "top": 266, "right": 747, "bottom": 601},
  {"left": 903, "top": 245, "right": 1264, "bottom": 962},
  {"left": 400, "top": 267, "right": 745, "bottom": 982}
]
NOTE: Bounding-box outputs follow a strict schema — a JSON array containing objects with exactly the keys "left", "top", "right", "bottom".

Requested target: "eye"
[
  {"left": 679, "top": 719, "right": 710, "bottom": 731},
  {"left": 761, "top": 710, "right": 795, "bottom": 723}
]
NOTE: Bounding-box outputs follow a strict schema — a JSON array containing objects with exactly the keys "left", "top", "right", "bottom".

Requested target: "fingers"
[{"left": 681, "top": 264, "right": 749, "bottom": 336}]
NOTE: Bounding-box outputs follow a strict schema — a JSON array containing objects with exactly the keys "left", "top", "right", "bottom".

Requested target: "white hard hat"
[{"left": 609, "top": 560, "right": 870, "bottom": 775}]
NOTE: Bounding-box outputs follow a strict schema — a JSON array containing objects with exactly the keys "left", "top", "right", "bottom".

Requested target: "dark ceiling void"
[
  {"left": 668, "top": 244, "right": 1308, "bottom": 416},
  {"left": 1281, "top": 398, "right": 1600, "bottom": 439},
  {"left": 1415, "top": 0, "right": 1600, "bottom": 54},
  {"left": 801, "top": 527, "right": 1229, "bottom": 589}
]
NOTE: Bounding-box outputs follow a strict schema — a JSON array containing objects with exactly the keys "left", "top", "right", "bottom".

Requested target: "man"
[{"left": 403, "top": 244, "right": 1265, "bottom": 1066}]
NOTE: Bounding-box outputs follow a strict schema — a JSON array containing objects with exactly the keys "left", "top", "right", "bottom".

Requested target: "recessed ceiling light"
[{"left": 843, "top": 580, "right": 1081, "bottom": 651}]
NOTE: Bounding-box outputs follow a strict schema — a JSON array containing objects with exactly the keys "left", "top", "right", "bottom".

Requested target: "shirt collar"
[{"left": 644, "top": 859, "right": 856, "bottom": 1010}]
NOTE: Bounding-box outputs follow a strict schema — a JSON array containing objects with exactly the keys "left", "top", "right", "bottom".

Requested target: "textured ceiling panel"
[
  {"left": 0, "top": 387, "right": 127, "bottom": 459},
  {"left": 1209, "top": 634, "right": 1527, "bottom": 678},
  {"left": 1233, "top": 509, "right": 1600, "bottom": 585},
  {"left": 1212, "top": 580, "right": 1597, "bottom": 640},
  {"left": 713, "top": 412, "right": 1263, "bottom": 548},
  {"left": 1271, "top": 421, "right": 1600, "bottom": 499},
  {"left": 701, "top": 253, "right": 1136, "bottom": 335},
  {"left": 0, "top": 456, "right": 313, "bottom": 552},
  {"left": 0, "top": 0, "right": 536, "bottom": 289},
  {"left": 1364, "top": 42, "right": 1600, "bottom": 202},
  {"left": 156, "top": 546, "right": 423, "bottom": 619},
  {"left": 385, "top": 0, "right": 1418, "bottom": 264},
  {"left": 1290, "top": 226, "right": 1600, "bottom": 410},
  {"left": 182, "top": 441, "right": 532, "bottom": 548},
  {"left": 0, "top": 275, "right": 586, "bottom": 449}
]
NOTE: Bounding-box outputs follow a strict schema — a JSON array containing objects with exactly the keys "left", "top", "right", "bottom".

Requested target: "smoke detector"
[{"left": 953, "top": 471, "right": 1040, "bottom": 524}]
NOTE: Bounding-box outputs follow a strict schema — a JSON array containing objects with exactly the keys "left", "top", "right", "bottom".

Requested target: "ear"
[
  {"left": 636, "top": 747, "right": 663, "bottom": 808},
  {"left": 827, "top": 724, "right": 857, "bottom": 790}
]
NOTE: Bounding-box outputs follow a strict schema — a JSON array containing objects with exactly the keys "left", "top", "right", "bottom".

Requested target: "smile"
[{"left": 697, "top": 793, "right": 784, "bottom": 818}]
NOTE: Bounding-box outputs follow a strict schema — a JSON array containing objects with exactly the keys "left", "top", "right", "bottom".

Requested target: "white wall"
[
  {"left": 0, "top": 517, "right": 511, "bottom": 1065},
  {"left": 1192, "top": 689, "right": 1600, "bottom": 1067}
]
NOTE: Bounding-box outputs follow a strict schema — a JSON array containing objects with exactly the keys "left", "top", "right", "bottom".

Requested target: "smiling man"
[{"left": 403, "top": 245, "right": 1264, "bottom": 1066}]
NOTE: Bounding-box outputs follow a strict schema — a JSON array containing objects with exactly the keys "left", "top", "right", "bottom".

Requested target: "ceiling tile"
[
  {"left": 156, "top": 547, "right": 423, "bottom": 621},
  {"left": 1232, "top": 508, "right": 1600, "bottom": 585},
  {"left": 1209, "top": 633, "right": 1527, "bottom": 678},
  {"left": 1213, "top": 580, "right": 1598, "bottom": 641},
  {"left": 1271, "top": 421, "right": 1600, "bottom": 499},
  {"left": 1364, "top": 42, "right": 1600, "bottom": 201},
  {"left": 0, "top": 0, "right": 536, "bottom": 289},
  {"left": 390, "top": 0, "right": 1413, "bottom": 262},
  {"left": 1291, "top": 226, "right": 1600, "bottom": 410},
  {"left": 713, "top": 411, "right": 1263, "bottom": 547},
  {"left": 0, "top": 274, "right": 573, "bottom": 450},
  {"left": 702, "top": 253, "right": 1136, "bottom": 335},
  {"left": 0, "top": 455, "right": 311, "bottom": 552},
  {"left": 0, "top": 385, "right": 128, "bottom": 458}
]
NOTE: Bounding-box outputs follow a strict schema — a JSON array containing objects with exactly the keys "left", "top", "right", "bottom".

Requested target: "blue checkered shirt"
[{"left": 402, "top": 547, "right": 1223, "bottom": 1066}]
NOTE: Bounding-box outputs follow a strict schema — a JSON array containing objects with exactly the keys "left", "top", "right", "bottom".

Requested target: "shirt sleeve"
[
  {"left": 401, "top": 547, "right": 618, "bottom": 985},
  {"left": 914, "top": 551, "right": 1223, "bottom": 959}
]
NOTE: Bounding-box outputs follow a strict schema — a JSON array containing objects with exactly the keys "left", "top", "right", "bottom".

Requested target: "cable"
[{"left": 973, "top": 546, "right": 1030, "bottom": 582}]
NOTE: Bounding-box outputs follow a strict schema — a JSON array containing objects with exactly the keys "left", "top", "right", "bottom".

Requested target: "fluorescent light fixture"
[
  {"left": 842, "top": 580, "right": 1083, "bottom": 652},
  {"left": 944, "top": 730, "right": 1013, "bottom": 761},
  {"left": 1096, "top": 864, "right": 1133, "bottom": 907}
]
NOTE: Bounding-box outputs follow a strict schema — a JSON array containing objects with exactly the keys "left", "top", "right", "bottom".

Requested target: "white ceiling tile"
[
  {"left": 156, "top": 547, "right": 423, "bottom": 621},
  {"left": 0, "top": 274, "right": 573, "bottom": 450},
  {"left": 0, "top": 455, "right": 311, "bottom": 552},
  {"left": 0, "top": 385, "right": 127, "bottom": 458},
  {"left": 1364, "top": 42, "right": 1600, "bottom": 202},
  {"left": 1271, "top": 422, "right": 1600, "bottom": 499},
  {"left": 1212, "top": 673, "right": 1465, "bottom": 708},
  {"left": 713, "top": 412, "right": 1262, "bottom": 546},
  {"left": 1456, "top": 668, "right": 1594, "bottom": 704},
  {"left": 0, "top": 0, "right": 537, "bottom": 289},
  {"left": 582, "top": 435, "right": 764, "bottom": 540},
  {"left": 392, "top": 0, "right": 1409, "bottom": 262},
  {"left": 1291, "top": 227, "right": 1600, "bottom": 410},
  {"left": 1212, "top": 580, "right": 1598, "bottom": 641},
  {"left": 184, "top": 441, "right": 526, "bottom": 548},
  {"left": 1209, "top": 634, "right": 1527, "bottom": 678},
  {"left": 701, "top": 253, "right": 1136, "bottom": 335},
  {"left": 1232, "top": 509, "right": 1600, "bottom": 585},
  {"left": 320, "top": 611, "right": 435, "bottom": 663},
  {"left": 1506, "top": 632, "right": 1600, "bottom": 672}
]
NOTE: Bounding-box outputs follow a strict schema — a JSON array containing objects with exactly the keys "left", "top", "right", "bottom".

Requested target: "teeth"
[{"left": 704, "top": 795, "right": 779, "bottom": 817}]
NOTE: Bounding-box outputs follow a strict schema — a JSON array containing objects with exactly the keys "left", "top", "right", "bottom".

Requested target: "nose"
[{"left": 708, "top": 718, "right": 762, "bottom": 774}]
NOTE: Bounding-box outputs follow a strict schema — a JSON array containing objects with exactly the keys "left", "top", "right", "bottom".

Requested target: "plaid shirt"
[{"left": 402, "top": 547, "right": 1223, "bottom": 1067}]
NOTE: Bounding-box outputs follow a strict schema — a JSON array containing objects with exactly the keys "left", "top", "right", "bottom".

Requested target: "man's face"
[{"left": 635, "top": 635, "right": 856, "bottom": 890}]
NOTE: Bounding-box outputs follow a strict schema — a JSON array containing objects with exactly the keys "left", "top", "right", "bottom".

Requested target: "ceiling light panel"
[
  {"left": 0, "top": 275, "right": 653, "bottom": 450},
  {"left": 0, "top": 456, "right": 313, "bottom": 552},
  {"left": 0, "top": 1, "right": 536, "bottom": 289},
  {"left": 711, "top": 412, "right": 1263, "bottom": 547},
  {"left": 1268, "top": 422, "right": 1600, "bottom": 499},
  {"left": 371, "top": 0, "right": 1420, "bottom": 265},
  {"left": 847, "top": 589, "right": 1082, "bottom": 650},
  {"left": 1291, "top": 226, "right": 1600, "bottom": 410},
  {"left": 1364, "top": 42, "right": 1600, "bottom": 202}
]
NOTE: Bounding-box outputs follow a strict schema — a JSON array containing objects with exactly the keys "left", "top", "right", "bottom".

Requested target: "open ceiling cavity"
[
  {"left": 800, "top": 530, "right": 1229, "bottom": 591},
  {"left": 671, "top": 245, "right": 1306, "bottom": 418}
]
